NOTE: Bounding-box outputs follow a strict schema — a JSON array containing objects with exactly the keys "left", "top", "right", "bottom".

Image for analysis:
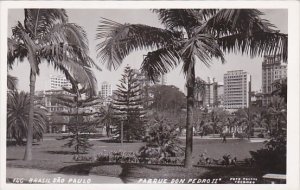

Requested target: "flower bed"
[
  {"left": 73, "top": 150, "right": 185, "bottom": 165},
  {"left": 73, "top": 150, "right": 253, "bottom": 168},
  {"left": 196, "top": 152, "right": 254, "bottom": 167}
]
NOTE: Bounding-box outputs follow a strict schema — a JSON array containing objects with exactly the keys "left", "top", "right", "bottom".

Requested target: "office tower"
[
  {"left": 262, "top": 55, "right": 287, "bottom": 106},
  {"left": 224, "top": 70, "right": 251, "bottom": 110},
  {"left": 100, "top": 81, "right": 112, "bottom": 98},
  {"left": 50, "top": 75, "right": 72, "bottom": 90}
]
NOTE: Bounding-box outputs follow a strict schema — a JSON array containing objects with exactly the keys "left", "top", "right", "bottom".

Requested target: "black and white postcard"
[{"left": 0, "top": 1, "right": 299, "bottom": 190}]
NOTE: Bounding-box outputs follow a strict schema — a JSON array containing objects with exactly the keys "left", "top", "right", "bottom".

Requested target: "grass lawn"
[{"left": 7, "top": 135, "right": 266, "bottom": 183}]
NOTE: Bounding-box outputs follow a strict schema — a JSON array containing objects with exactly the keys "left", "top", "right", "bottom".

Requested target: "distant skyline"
[{"left": 7, "top": 9, "right": 288, "bottom": 93}]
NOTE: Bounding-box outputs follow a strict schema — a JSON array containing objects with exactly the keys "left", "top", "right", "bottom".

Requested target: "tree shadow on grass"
[
  {"left": 6, "top": 158, "right": 18, "bottom": 161},
  {"left": 7, "top": 141, "right": 41, "bottom": 147},
  {"left": 57, "top": 162, "right": 118, "bottom": 175},
  {"left": 44, "top": 150, "right": 77, "bottom": 155}
]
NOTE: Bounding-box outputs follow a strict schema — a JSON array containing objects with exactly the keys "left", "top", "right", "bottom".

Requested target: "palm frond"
[
  {"left": 96, "top": 18, "right": 179, "bottom": 70},
  {"left": 40, "top": 43, "right": 98, "bottom": 96},
  {"left": 204, "top": 9, "right": 276, "bottom": 36},
  {"left": 42, "top": 23, "right": 89, "bottom": 55},
  {"left": 181, "top": 33, "right": 225, "bottom": 73},
  {"left": 24, "top": 9, "right": 68, "bottom": 38},
  {"left": 202, "top": 9, "right": 287, "bottom": 62},
  {"left": 7, "top": 91, "right": 47, "bottom": 143},
  {"left": 218, "top": 31, "right": 287, "bottom": 62},
  {"left": 141, "top": 47, "right": 180, "bottom": 82},
  {"left": 153, "top": 9, "right": 204, "bottom": 32},
  {"left": 7, "top": 38, "right": 28, "bottom": 67},
  {"left": 12, "top": 22, "right": 40, "bottom": 74},
  {"left": 7, "top": 74, "right": 18, "bottom": 90}
]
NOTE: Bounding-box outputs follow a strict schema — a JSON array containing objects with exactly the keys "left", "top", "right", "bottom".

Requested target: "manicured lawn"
[{"left": 7, "top": 134, "right": 266, "bottom": 182}]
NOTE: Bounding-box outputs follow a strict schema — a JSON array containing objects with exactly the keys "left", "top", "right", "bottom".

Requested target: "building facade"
[
  {"left": 99, "top": 81, "right": 112, "bottom": 99},
  {"left": 224, "top": 70, "right": 251, "bottom": 110},
  {"left": 193, "top": 77, "right": 223, "bottom": 108},
  {"left": 203, "top": 77, "right": 219, "bottom": 107},
  {"left": 262, "top": 55, "right": 287, "bottom": 106},
  {"left": 50, "top": 75, "right": 72, "bottom": 90}
]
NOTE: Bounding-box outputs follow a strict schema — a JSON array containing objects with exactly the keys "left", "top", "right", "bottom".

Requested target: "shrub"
[
  {"left": 139, "top": 116, "right": 184, "bottom": 160},
  {"left": 235, "top": 132, "right": 248, "bottom": 139},
  {"left": 196, "top": 152, "right": 238, "bottom": 166},
  {"left": 250, "top": 132, "right": 286, "bottom": 173},
  {"left": 257, "top": 133, "right": 264, "bottom": 138}
]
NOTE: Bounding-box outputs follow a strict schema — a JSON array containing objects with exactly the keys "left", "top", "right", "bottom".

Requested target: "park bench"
[{"left": 262, "top": 173, "right": 286, "bottom": 184}]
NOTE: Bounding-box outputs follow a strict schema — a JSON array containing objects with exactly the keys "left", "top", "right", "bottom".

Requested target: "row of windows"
[
  {"left": 224, "top": 104, "right": 247, "bottom": 106},
  {"left": 48, "top": 107, "right": 66, "bottom": 112}
]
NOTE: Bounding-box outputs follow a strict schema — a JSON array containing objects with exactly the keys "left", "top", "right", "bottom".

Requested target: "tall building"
[
  {"left": 50, "top": 75, "right": 72, "bottom": 90},
  {"left": 262, "top": 55, "right": 287, "bottom": 106},
  {"left": 100, "top": 81, "right": 112, "bottom": 98},
  {"left": 224, "top": 70, "right": 251, "bottom": 110},
  {"left": 203, "top": 77, "right": 219, "bottom": 107},
  {"left": 194, "top": 77, "right": 222, "bottom": 108}
]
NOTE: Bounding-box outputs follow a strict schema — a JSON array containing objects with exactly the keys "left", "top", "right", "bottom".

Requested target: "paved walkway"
[{"left": 6, "top": 167, "right": 124, "bottom": 184}]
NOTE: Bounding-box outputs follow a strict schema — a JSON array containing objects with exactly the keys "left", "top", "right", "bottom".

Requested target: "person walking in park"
[{"left": 222, "top": 133, "right": 227, "bottom": 143}]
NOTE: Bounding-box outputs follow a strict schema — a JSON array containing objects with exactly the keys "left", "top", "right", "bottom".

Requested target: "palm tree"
[
  {"left": 8, "top": 9, "right": 99, "bottom": 160},
  {"left": 252, "top": 110, "right": 268, "bottom": 135},
  {"left": 268, "top": 96, "right": 287, "bottom": 132},
  {"left": 97, "top": 104, "right": 115, "bottom": 137},
  {"left": 226, "top": 116, "right": 238, "bottom": 136},
  {"left": 7, "top": 91, "right": 47, "bottom": 145},
  {"left": 95, "top": 9, "right": 287, "bottom": 167},
  {"left": 237, "top": 107, "right": 258, "bottom": 139}
]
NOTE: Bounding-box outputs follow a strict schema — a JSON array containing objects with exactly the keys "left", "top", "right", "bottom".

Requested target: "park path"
[{"left": 6, "top": 167, "right": 124, "bottom": 184}]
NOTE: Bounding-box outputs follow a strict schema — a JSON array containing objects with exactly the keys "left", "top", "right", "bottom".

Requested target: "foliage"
[
  {"left": 149, "top": 85, "right": 186, "bottom": 112},
  {"left": 55, "top": 86, "right": 100, "bottom": 154},
  {"left": 7, "top": 91, "right": 47, "bottom": 145},
  {"left": 96, "top": 9, "right": 288, "bottom": 167},
  {"left": 74, "top": 150, "right": 185, "bottom": 165},
  {"left": 111, "top": 66, "right": 145, "bottom": 141},
  {"left": 8, "top": 9, "right": 99, "bottom": 93},
  {"left": 249, "top": 96, "right": 287, "bottom": 173},
  {"left": 95, "top": 104, "right": 115, "bottom": 137},
  {"left": 250, "top": 131, "right": 286, "bottom": 173},
  {"left": 202, "top": 108, "right": 228, "bottom": 135},
  {"left": 272, "top": 77, "right": 287, "bottom": 103},
  {"left": 267, "top": 96, "right": 287, "bottom": 133},
  {"left": 7, "top": 75, "right": 18, "bottom": 90},
  {"left": 139, "top": 114, "right": 184, "bottom": 159},
  {"left": 235, "top": 108, "right": 258, "bottom": 137},
  {"left": 8, "top": 8, "right": 100, "bottom": 160}
]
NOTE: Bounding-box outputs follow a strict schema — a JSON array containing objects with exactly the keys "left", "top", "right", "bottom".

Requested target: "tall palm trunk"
[
  {"left": 184, "top": 66, "right": 195, "bottom": 168},
  {"left": 24, "top": 71, "right": 36, "bottom": 160}
]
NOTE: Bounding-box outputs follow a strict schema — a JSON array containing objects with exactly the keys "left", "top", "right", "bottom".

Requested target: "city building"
[
  {"left": 194, "top": 77, "right": 222, "bottom": 108},
  {"left": 262, "top": 55, "right": 287, "bottom": 106},
  {"left": 203, "top": 77, "right": 219, "bottom": 107},
  {"left": 50, "top": 75, "right": 72, "bottom": 90},
  {"left": 224, "top": 70, "right": 251, "bottom": 110},
  {"left": 99, "top": 81, "right": 112, "bottom": 99}
]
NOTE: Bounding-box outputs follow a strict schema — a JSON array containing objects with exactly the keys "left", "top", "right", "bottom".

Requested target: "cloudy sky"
[{"left": 8, "top": 9, "right": 288, "bottom": 93}]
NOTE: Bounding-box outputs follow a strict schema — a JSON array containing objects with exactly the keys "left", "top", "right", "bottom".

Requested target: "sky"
[{"left": 7, "top": 9, "right": 288, "bottom": 93}]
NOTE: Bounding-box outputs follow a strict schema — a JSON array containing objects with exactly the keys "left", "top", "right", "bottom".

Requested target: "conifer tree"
[
  {"left": 112, "top": 66, "right": 145, "bottom": 141},
  {"left": 56, "top": 86, "right": 99, "bottom": 154}
]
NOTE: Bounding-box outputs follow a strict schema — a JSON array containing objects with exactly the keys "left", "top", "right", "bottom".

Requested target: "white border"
[{"left": 1, "top": 1, "right": 299, "bottom": 190}]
